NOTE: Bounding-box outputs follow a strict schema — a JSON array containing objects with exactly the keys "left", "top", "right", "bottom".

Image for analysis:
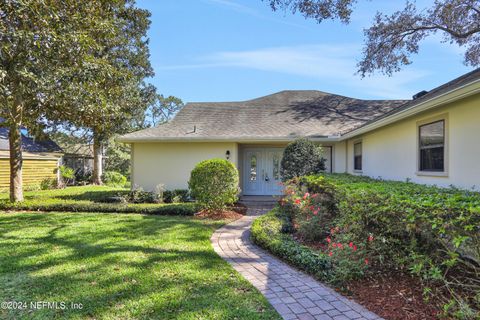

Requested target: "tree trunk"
[
  {"left": 92, "top": 131, "right": 103, "bottom": 185},
  {"left": 9, "top": 122, "right": 24, "bottom": 202}
]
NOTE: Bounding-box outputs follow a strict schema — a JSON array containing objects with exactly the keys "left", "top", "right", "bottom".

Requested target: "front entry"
[{"left": 243, "top": 148, "right": 284, "bottom": 195}]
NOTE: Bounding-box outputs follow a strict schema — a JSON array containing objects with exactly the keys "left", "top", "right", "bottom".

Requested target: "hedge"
[
  {"left": 251, "top": 209, "right": 331, "bottom": 280},
  {"left": 0, "top": 201, "right": 198, "bottom": 216},
  {"left": 296, "top": 174, "right": 480, "bottom": 318}
]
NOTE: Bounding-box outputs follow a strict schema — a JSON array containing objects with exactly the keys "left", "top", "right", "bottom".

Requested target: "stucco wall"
[
  {"left": 132, "top": 142, "right": 238, "bottom": 191},
  {"left": 346, "top": 93, "right": 480, "bottom": 190}
]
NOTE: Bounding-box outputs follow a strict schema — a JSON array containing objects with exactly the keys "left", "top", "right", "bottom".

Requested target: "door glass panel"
[
  {"left": 272, "top": 154, "right": 280, "bottom": 180},
  {"left": 250, "top": 155, "right": 257, "bottom": 181}
]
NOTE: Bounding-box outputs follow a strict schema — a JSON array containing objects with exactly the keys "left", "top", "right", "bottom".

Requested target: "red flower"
[
  {"left": 326, "top": 237, "right": 331, "bottom": 243},
  {"left": 368, "top": 235, "right": 374, "bottom": 242},
  {"left": 349, "top": 242, "right": 353, "bottom": 248},
  {"left": 332, "top": 243, "right": 337, "bottom": 248},
  {"left": 295, "top": 199, "right": 301, "bottom": 204},
  {"left": 364, "top": 259, "right": 369, "bottom": 265},
  {"left": 337, "top": 243, "right": 343, "bottom": 249},
  {"left": 353, "top": 245, "right": 357, "bottom": 251},
  {"left": 328, "top": 252, "right": 333, "bottom": 257}
]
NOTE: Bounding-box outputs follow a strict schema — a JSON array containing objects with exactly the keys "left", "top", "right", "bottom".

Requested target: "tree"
[
  {"left": 84, "top": 2, "right": 154, "bottom": 185},
  {"left": 0, "top": 0, "right": 117, "bottom": 201},
  {"left": 264, "top": 0, "right": 480, "bottom": 75},
  {"left": 147, "top": 95, "right": 184, "bottom": 127},
  {"left": 280, "top": 138, "right": 325, "bottom": 181}
]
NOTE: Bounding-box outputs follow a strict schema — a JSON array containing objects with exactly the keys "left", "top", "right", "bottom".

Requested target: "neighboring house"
[
  {"left": 61, "top": 144, "right": 96, "bottom": 174},
  {"left": 119, "top": 69, "right": 480, "bottom": 195},
  {"left": 0, "top": 123, "right": 63, "bottom": 191}
]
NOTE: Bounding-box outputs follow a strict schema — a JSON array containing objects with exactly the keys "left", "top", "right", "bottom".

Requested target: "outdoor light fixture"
[{"left": 226, "top": 150, "right": 231, "bottom": 160}]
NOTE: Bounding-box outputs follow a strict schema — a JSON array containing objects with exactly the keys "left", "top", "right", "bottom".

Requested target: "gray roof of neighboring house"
[
  {"left": 0, "top": 121, "right": 63, "bottom": 153},
  {"left": 120, "top": 90, "right": 407, "bottom": 141}
]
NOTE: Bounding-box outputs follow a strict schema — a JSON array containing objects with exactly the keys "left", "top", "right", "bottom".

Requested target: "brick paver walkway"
[{"left": 211, "top": 206, "right": 383, "bottom": 320}]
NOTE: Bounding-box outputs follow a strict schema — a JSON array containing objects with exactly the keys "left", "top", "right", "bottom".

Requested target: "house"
[
  {"left": 118, "top": 69, "right": 480, "bottom": 195},
  {"left": 0, "top": 122, "right": 63, "bottom": 191}
]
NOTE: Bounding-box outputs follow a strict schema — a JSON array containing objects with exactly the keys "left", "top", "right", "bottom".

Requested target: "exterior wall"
[
  {"left": 332, "top": 141, "right": 347, "bottom": 173},
  {"left": 0, "top": 157, "right": 60, "bottom": 192},
  {"left": 346, "top": 93, "right": 480, "bottom": 190},
  {"left": 131, "top": 142, "right": 238, "bottom": 191}
]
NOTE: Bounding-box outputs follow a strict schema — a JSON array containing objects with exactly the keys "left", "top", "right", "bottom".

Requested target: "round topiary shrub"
[
  {"left": 280, "top": 138, "right": 326, "bottom": 181},
  {"left": 188, "top": 158, "right": 239, "bottom": 211}
]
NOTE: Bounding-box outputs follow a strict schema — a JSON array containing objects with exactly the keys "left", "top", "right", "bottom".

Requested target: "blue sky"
[{"left": 137, "top": 0, "right": 472, "bottom": 103}]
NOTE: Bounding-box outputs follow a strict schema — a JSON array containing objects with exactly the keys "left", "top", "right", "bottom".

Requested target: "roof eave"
[{"left": 117, "top": 135, "right": 341, "bottom": 143}]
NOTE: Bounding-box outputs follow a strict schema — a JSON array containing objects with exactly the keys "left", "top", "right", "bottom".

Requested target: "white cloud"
[
  {"left": 159, "top": 44, "right": 429, "bottom": 99},
  {"left": 202, "top": 0, "right": 311, "bottom": 29}
]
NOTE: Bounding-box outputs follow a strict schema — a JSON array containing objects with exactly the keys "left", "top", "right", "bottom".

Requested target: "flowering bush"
[
  {"left": 325, "top": 227, "right": 376, "bottom": 284},
  {"left": 280, "top": 180, "right": 334, "bottom": 242},
  {"left": 288, "top": 173, "right": 480, "bottom": 318}
]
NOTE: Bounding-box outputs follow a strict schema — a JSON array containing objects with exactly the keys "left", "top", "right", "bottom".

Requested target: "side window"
[
  {"left": 354, "top": 142, "right": 362, "bottom": 171},
  {"left": 419, "top": 120, "right": 445, "bottom": 172}
]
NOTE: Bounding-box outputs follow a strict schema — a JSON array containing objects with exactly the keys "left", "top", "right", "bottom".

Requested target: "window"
[
  {"left": 354, "top": 142, "right": 362, "bottom": 171},
  {"left": 272, "top": 154, "right": 280, "bottom": 180},
  {"left": 249, "top": 155, "right": 257, "bottom": 181},
  {"left": 419, "top": 120, "right": 445, "bottom": 172}
]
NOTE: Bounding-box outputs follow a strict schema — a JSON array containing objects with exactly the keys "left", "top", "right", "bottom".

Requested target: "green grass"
[
  {"left": 0, "top": 212, "right": 280, "bottom": 319},
  {"left": 0, "top": 186, "right": 197, "bottom": 215}
]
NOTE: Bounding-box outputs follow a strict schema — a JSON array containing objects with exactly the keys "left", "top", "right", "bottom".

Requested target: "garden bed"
[{"left": 252, "top": 174, "right": 480, "bottom": 319}]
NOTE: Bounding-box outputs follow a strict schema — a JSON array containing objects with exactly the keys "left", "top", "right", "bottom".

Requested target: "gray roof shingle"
[{"left": 120, "top": 90, "right": 406, "bottom": 141}]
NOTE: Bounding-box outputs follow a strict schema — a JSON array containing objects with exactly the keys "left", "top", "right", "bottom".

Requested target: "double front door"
[{"left": 243, "top": 148, "right": 284, "bottom": 195}]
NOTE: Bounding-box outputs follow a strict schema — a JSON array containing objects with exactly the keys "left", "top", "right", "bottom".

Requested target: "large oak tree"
[
  {"left": 264, "top": 0, "right": 480, "bottom": 75},
  {"left": 0, "top": 0, "right": 119, "bottom": 201}
]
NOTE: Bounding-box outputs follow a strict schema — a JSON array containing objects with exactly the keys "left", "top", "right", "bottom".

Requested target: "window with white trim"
[
  {"left": 354, "top": 142, "right": 362, "bottom": 171},
  {"left": 419, "top": 120, "right": 445, "bottom": 172}
]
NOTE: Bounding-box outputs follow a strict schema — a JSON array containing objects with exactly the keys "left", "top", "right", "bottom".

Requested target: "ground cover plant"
[
  {"left": 0, "top": 186, "right": 196, "bottom": 216},
  {"left": 253, "top": 174, "right": 480, "bottom": 319},
  {"left": 0, "top": 212, "right": 280, "bottom": 319}
]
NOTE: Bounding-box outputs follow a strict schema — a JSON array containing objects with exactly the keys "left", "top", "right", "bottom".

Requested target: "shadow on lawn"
[{"left": 0, "top": 214, "right": 260, "bottom": 319}]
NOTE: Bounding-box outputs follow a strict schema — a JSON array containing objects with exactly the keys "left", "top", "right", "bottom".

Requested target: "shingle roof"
[
  {"left": 0, "top": 120, "right": 63, "bottom": 153},
  {"left": 120, "top": 90, "right": 406, "bottom": 141}
]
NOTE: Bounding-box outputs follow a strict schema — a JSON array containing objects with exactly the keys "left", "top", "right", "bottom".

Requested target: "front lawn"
[
  {"left": 0, "top": 186, "right": 196, "bottom": 215},
  {"left": 0, "top": 212, "right": 280, "bottom": 319}
]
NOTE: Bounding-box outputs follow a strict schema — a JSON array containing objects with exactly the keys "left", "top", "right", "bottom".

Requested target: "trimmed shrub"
[
  {"left": 0, "top": 201, "right": 197, "bottom": 216},
  {"left": 188, "top": 158, "right": 239, "bottom": 211},
  {"left": 280, "top": 138, "right": 325, "bottom": 181},
  {"left": 288, "top": 174, "right": 480, "bottom": 317},
  {"left": 103, "top": 171, "right": 127, "bottom": 188}
]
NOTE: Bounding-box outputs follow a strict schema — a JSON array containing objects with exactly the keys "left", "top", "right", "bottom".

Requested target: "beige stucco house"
[{"left": 119, "top": 69, "right": 480, "bottom": 195}]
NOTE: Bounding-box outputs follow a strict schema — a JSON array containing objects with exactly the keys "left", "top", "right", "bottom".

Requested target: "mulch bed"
[
  {"left": 194, "top": 209, "right": 244, "bottom": 220},
  {"left": 343, "top": 270, "right": 443, "bottom": 320}
]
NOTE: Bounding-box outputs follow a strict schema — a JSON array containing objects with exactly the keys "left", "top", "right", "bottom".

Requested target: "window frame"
[
  {"left": 353, "top": 141, "right": 363, "bottom": 172},
  {"left": 416, "top": 114, "right": 449, "bottom": 177}
]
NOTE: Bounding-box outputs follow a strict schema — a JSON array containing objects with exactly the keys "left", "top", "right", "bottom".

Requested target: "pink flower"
[
  {"left": 303, "top": 192, "right": 310, "bottom": 200},
  {"left": 326, "top": 237, "right": 331, "bottom": 243},
  {"left": 332, "top": 243, "right": 337, "bottom": 248},
  {"left": 368, "top": 235, "right": 374, "bottom": 242},
  {"left": 337, "top": 243, "right": 343, "bottom": 249},
  {"left": 353, "top": 245, "right": 357, "bottom": 251},
  {"left": 364, "top": 259, "right": 369, "bottom": 265},
  {"left": 313, "top": 210, "right": 319, "bottom": 215},
  {"left": 328, "top": 252, "right": 333, "bottom": 257},
  {"left": 349, "top": 242, "right": 353, "bottom": 248}
]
